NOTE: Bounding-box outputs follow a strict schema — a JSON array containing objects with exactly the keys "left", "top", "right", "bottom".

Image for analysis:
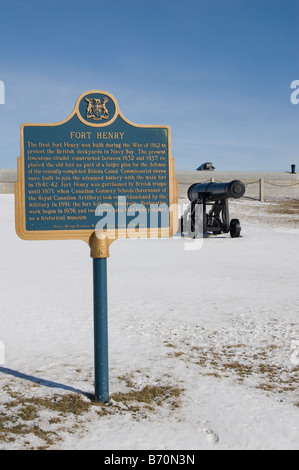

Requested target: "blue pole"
[{"left": 93, "top": 257, "right": 109, "bottom": 402}]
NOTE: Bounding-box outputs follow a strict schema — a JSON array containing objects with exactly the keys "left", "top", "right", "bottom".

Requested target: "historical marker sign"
[
  {"left": 15, "top": 90, "right": 178, "bottom": 402},
  {"left": 15, "top": 90, "right": 178, "bottom": 242}
]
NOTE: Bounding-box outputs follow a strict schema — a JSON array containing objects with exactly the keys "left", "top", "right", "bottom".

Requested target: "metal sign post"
[
  {"left": 93, "top": 257, "right": 109, "bottom": 402},
  {"left": 89, "top": 232, "right": 111, "bottom": 402}
]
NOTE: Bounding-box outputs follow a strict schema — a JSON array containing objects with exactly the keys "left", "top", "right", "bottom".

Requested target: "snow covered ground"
[{"left": 0, "top": 194, "right": 298, "bottom": 450}]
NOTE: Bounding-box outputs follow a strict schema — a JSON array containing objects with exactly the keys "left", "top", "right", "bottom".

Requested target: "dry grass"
[
  {"left": 232, "top": 198, "right": 299, "bottom": 227},
  {"left": 0, "top": 391, "right": 92, "bottom": 449},
  {"left": 111, "top": 384, "right": 182, "bottom": 412},
  {"left": 166, "top": 340, "right": 299, "bottom": 406},
  {"left": 266, "top": 200, "right": 299, "bottom": 216},
  {"left": 0, "top": 373, "right": 183, "bottom": 450},
  {"left": 108, "top": 372, "right": 183, "bottom": 416}
]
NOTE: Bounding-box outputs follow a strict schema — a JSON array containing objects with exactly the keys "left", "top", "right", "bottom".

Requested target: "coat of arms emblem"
[{"left": 85, "top": 97, "right": 109, "bottom": 121}]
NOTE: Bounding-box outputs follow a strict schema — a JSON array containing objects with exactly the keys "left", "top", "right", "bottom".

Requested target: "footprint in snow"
[{"left": 200, "top": 423, "right": 220, "bottom": 444}]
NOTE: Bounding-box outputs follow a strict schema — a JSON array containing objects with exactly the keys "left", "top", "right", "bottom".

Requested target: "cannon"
[{"left": 180, "top": 180, "right": 245, "bottom": 238}]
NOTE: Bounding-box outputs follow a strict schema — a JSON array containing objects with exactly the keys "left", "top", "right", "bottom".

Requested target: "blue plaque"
[{"left": 15, "top": 90, "right": 178, "bottom": 243}]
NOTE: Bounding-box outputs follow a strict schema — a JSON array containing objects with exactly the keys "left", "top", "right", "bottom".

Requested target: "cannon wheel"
[{"left": 230, "top": 219, "right": 241, "bottom": 238}]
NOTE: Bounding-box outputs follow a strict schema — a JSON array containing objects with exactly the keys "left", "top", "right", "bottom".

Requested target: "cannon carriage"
[{"left": 180, "top": 180, "right": 245, "bottom": 238}]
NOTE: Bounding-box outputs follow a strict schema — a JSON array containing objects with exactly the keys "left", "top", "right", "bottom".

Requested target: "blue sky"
[{"left": 0, "top": 0, "right": 298, "bottom": 171}]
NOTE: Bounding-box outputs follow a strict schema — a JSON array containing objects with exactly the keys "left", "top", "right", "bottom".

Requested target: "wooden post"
[{"left": 259, "top": 178, "right": 264, "bottom": 202}]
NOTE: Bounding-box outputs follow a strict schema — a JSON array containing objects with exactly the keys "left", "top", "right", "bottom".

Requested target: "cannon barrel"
[{"left": 188, "top": 180, "right": 245, "bottom": 202}]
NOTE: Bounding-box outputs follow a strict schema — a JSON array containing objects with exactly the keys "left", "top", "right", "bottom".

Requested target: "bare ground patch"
[
  {"left": 164, "top": 320, "right": 299, "bottom": 407},
  {"left": 0, "top": 371, "right": 183, "bottom": 450},
  {"left": 229, "top": 198, "right": 299, "bottom": 227}
]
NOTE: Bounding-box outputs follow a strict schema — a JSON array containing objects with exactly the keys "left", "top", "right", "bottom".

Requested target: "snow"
[{"left": 0, "top": 194, "right": 298, "bottom": 450}]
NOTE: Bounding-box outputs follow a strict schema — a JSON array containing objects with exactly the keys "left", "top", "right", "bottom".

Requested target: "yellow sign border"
[{"left": 15, "top": 90, "right": 178, "bottom": 245}]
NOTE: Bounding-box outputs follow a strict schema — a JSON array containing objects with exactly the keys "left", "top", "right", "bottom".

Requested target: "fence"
[
  {"left": 0, "top": 169, "right": 17, "bottom": 194},
  {"left": 211, "top": 177, "right": 299, "bottom": 202},
  {"left": 1, "top": 169, "right": 299, "bottom": 200},
  {"left": 176, "top": 171, "right": 299, "bottom": 201}
]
